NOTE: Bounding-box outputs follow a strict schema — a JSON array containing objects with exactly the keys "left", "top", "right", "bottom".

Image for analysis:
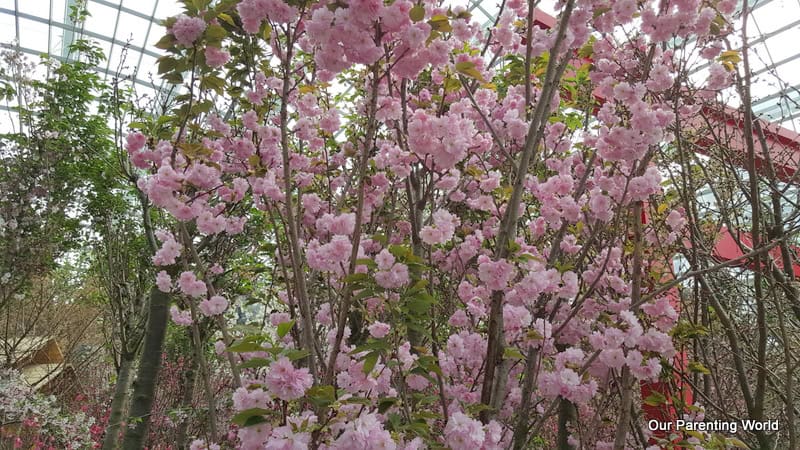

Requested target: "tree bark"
[
  {"left": 122, "top": 287, "right": 170, "bottom": 449},
  {"left": 175, "top": 342, "right": 198, "bottom": 449},
  {"left": 102, "top": 354, "right": 135, "bottom": 450},
  {"left": 557, "top": 398, "right": 577, "bottom": 450}
]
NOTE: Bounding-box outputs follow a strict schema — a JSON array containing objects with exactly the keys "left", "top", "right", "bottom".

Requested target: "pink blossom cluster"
[
  {"left": 407, "top": 110, "right": 481, "bottom": 170},
  {"left": 178, "top": 271, "right": 207, "bottom": 298},
  {"left": 199, "top": 295, "right": 228, "bottom": 316},
  {"left": 420, "top": 209, "right": 459, "bottom": 245},
  {"left": 373, "top": 249, "right": 409, "bottom": 289},
  {"left": 171, "top": 15, "right": 207, "bottom": 47},
  {"left": 204, "top": 46, "right": 230, "bottom": 68},
  {"left": 265, "top": 357, "right": 313, "bottom": 401},
  {"left": 152, "top": 230, "right": 181, "bottom": 266}
]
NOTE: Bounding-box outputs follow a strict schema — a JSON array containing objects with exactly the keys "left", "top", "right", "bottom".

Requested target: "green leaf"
[
  {"left": 227, "top": 341, "right": 266, "bottom": 353},
  {"left": 503, "top": 347, "right": 525, "bottom": 360},
  {"left": 409, "top": 5, "right": 425, "bottom": 22},
  {"left": 405, "top": 280, "right": 429, "bottom": 299},
  {"left": 154, "top": 34, "right": 176, "bottom": 50},
  {"left": 157, "top": 56, "right": 177, "bottom": 75},
  {"left": 428, "top": 15, "right": 452, "bottom": 33},
  {"left": 238, "top": 357, "right": 271, "bottom": 369},
  {"left": 592, "top": 6, "right": 611, "bottom": 18},
  {"left": 277, "top": 320, "right": 295, "bottom": 338},
  {"left": 687, "top": 361, "right": 711, "bottom": 375},
  {"left": 416, "top": 355, "right": 442, "bottom": 377},
  {"left": 387, "top": 413, "right": 402, "bottom": 431},
  {"left": 388, "top": 244, "right": 412, "bottom": 259},
  {"left": 718, "top": 50, "right": 741, "bottom": 66},
  {"left": 191, "top": 100, "right": 213, "bottom": 115},
  {"left": 465, "top": 402, "right": 493, "bottom": 415},
  {"left": 343, "top": 273, "right": 369, "bottom": 284},
  {"left": 355, "top": 258, "right": 377, "bottom": 269},
  {"left": 342, "top": 396, "right": 372, "bottom": 405},
  {"left": 350, "top": 339, "right": 391, "bottom": 355},
  {"left": 455, "top": 61, "right": 485, "bottom": 83},
  {"left": 378, "top": 397, "right": 398, "bottom": 413},
  {"left": 205, "top": 24, "right": 227, "bottom": 42},
  {"left": 285, "top": 349, "right": 310, "bottom": 361},
  {"left": 231, "top": 408, "right": 271, "bottom": 427},
  {"left": 164, "top": 71, "right": 184, "bottom": 84},
  {"left": 362, "top": 352, "right": 379, "bottom": 374},
  {"left": 425, "top": 29, "right": 441, "bottom": 46},
  {"left": 306, "top": 385, "right": 336, "bottom": 408},
  {"left": 643, "top": 391, "right": 667, "bottom": 406},
  {"left": 192, "top": 0, "right": 209, "bottom": 11},
  {"left": 217, "top": 12, "right": 235, "bottom": 26},
  {"left": 200, "top": 75, "right": 226, "bottom": 94},
  {"left": 128, "top": 122, "right": 148, "bottom": 130}
]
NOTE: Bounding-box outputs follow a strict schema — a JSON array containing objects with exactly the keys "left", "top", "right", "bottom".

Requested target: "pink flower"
[
  {"left": 199, "top": 295, "right": 228, "bottom": 316},
  {"left": 332, "top": 413, "right": 396, "bottom": 449},
  {"left": 666, "top": 209, "right": 686, "bottom": 231},
  {"left": 368, "top": 321, "right": 390, "bottom": 338},
  {"left": 374, "top": 262, "right": 409, "bottom": 289},
  {"left": 238, "top": 0, "right": 298, "bottom": 34},
  {"left": 406, "top": 374, "right": 429, "bottom": 391},
  {"left": 156, "top": 271, "right": 172, "bottom": 293},
  {"left": 178, "top": 271, "right": 207, "bottom": 298},
  {"left": 233, "top": 386, "right": 270, "bottom": 411},
  {"left": 266, "top": 357, "right": 313, "bottom": 401},
  {"left": 152, "top": 231, "right": 182, "bottom": 266},
  {"left": 320, "top": 109, "right": 341, "bottom": 133},
  {"left": 172, "top": 15, "right": 206, "bottom": 47},
  {"left": 589, "top": 191, "right": 613, "bottom": 222},
  {"left": 189, "top": 440, "right": 220, "bottom": 450},
  {"left": 266, "top": 426, "right": 311, "bottom": 449},
  {"left": 375, "top": 249, "right": 395, "bottom": 270},
  {"left": 214, "top": 340, "right": 226, "bottom": 355},
  {"left": 503, "top": 304, "right": 531, "bottom": 331},
  {"left": 197, "top": 210, "right": 228, "bottom": 235},
  {"left": 477, "top": 256, "right": 516, "bottom": 291},
  {"left": 448, "top": 309, "right": 469, "bottom": 328},
  {"left": 316, "top": 303, "right": 332, "bottom": 326},
  {"left": 599, "top": 348, "right": 626, "bottom": 370},
  {"left": 126, "top": 132, "right": 146, "bottom": 152},
  {"left": 419, "top": 209, "right": 459, "bottom": 245},
  {"left": 329, "top": 213, "right": 356, "bottom": 236},
  {"left": 170, "top": 306, "right": 193, "bottom": 326},
  {"left": 204, "top": 46, "right": 230, "bottom": 68},
  {"left": 444, "top": 412, "right": 485, "bottom": 450},
  {"left": 706, "top": 63, "right": 731, "bottom": 90},
  {"left": 270, "top": 312, "right": 292, "bottom": 326}
]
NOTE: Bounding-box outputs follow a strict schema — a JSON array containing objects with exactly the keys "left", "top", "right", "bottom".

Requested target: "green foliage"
[{"left": 0, "top": 41, "right": 128, "bottom": 302}]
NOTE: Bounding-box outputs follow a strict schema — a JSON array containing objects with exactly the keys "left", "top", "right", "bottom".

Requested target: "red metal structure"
[{"left": 530, "top": 8, "right": 800, "bottom": 447}]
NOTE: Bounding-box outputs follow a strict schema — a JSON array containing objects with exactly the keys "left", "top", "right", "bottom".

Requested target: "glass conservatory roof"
[
  {"left": 0, "top": 0, "right": 183, "bottom": 90},
  {"left": 1, "top": 0, "right": 799, "bottom": 131}
]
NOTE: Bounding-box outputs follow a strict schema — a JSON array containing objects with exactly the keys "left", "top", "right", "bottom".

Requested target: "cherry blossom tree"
[{"left": 117, "top": 0, "right": 752, "bottom": 448}]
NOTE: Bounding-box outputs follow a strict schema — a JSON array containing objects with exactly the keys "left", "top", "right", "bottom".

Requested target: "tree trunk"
[
  {"left": 557, "top": 398, "right": 577, "bottom": 450},
  {"left": 122, "top": 287, "right": 170, "bottom": 449},
  {"left": 175, "top": 346, "right": 198, "bottom": 449},
  {"left": 102, "top": 354, "right": 135, "bottom": 450}
]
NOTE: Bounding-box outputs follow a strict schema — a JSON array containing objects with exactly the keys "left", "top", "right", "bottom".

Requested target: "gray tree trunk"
[
  {"left": 102, "top": 354, "right": 135, "bottom": 450},
  {"left": 122, "top": 288, "right": 170, "bottom": 449}
]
